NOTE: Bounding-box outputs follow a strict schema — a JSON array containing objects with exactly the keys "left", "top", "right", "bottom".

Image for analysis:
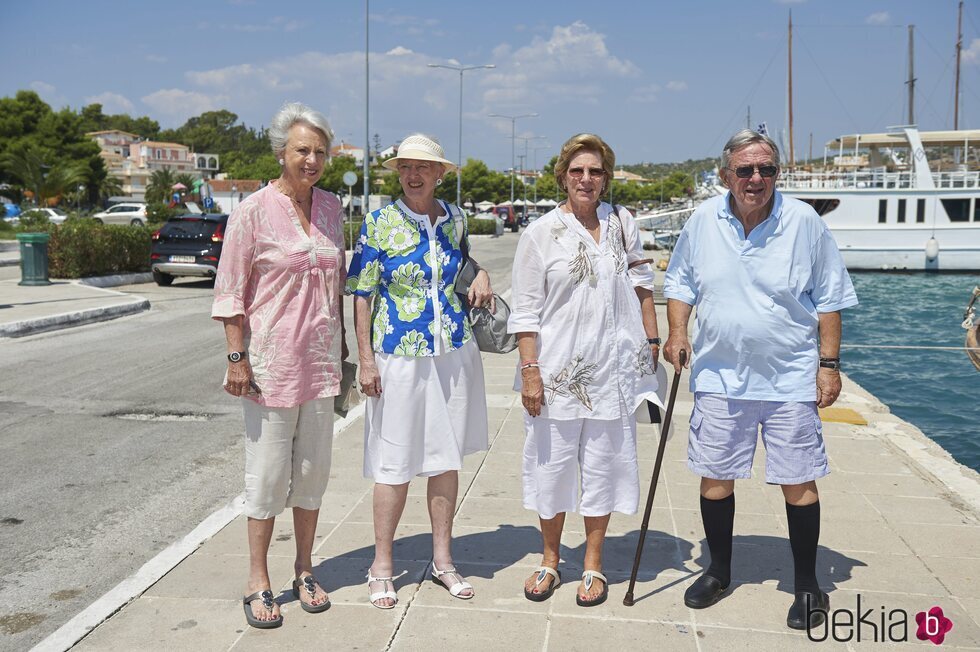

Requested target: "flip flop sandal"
[
  {"left": 366, "top": 572, "right": 398, "bottom": 609},
  {"left": 431, "top": 563, "right": 474, "bottom": 600},
  {"left": 524, "top": 566, "right": 561, "bottom": 602},
  {"left": 576, "top": 570, "right": 608, "bottom": 607},
  {"left": 293, "top": 575, "right": 331, "bottom": 613},
  {"left": 243, "top": 589, "right": 283, "bottom": 629}
]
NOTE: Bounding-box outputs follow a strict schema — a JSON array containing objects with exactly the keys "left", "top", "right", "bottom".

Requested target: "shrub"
[
  {"left": 341, "top": 220, "right": 363, "bottom": 249},
  {"left": 17, "top": 210, "right": 51, "bottom": 230},
  {"left": 467, "top": 217, "right": 498, "bottom": 235},
  {"left": 147, "top": 202, "right": 181, "bottom": 226},
  {"left": 44, "top": 220, "right": 151, "bottom": 278}
]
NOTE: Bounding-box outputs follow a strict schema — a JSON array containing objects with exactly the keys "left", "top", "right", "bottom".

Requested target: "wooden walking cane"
[{"left": 623, "top": 349, "right": 686, "bottom": 606}]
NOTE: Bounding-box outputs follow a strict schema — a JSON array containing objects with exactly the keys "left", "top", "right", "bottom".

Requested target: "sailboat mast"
[
  {"left": 954, "top": 0, "right": 963, "bottom": 130},
  {"left": 788, "top": 10, "right": 795, "bottom": 169},
  {"left": 908, "top": 25, "right": 915, "bottom": 125}
]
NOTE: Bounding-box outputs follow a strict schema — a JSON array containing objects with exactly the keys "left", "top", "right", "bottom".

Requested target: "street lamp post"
[
  {"left": 488, "top": 112, "right": 537, "bottom": 205},
  {"left": 231, "top": 184, "right": 237, "bottom": 212},
  {"left": 530, "top": 144, "right": 550, "bottom": 204},
  {"left": 516, "top": 135, "right": 544, "bottom": 215},
  {"left": 428, "top": 62, "right": 495, "bottom": 208}
]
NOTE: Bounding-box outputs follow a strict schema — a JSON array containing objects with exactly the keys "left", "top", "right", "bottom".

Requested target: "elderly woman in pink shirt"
[{"left": 212, "top": 102, "right": 346, "bottom": 629}]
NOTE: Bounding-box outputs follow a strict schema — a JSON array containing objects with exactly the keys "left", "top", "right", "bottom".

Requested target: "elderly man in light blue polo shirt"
[{"left": 663, "top": 129, "right": 857, "bottom": 631}]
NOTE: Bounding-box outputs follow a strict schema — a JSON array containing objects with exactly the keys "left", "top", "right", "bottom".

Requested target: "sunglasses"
[
  {"left": 568, "top": 167, "right": 606, "bottom": 179},
  {"left": 729, "top": 164, "right": 778, "bottom": 179}
]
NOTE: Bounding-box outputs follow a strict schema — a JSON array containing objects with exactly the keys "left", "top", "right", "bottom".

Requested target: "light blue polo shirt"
[{"left": 663, "top": 191, "right": 858, "bottom": 401}]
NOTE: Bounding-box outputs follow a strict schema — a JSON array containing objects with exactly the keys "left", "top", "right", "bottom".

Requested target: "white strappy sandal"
[
  {"left": 524, "top": 566, "right": 562, "bottom": 602},
  {"left": 431, "top": 563, "right": 474, "bottom": 600},
  {"left": 576, "top": 570, "right": 608, "bottom": 607},
  {"left": 366, "top": 572, "right": 398, "bottom": 609}
]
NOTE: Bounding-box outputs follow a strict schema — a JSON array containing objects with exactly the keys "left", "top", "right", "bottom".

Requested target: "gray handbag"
[
  {"left": 449, "top": 203, "right": 517, "bottom": 354},
  {"left": 334, "top": 359, "right": 360, "bottom": 417}
]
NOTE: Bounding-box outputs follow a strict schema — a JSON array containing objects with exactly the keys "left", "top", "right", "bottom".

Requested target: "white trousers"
[
  {"left": 522, "top": 409, "right": 639, "bottom": 520},
  {"left": 242, "top": 397, "right": 334, "bottom": 520}
]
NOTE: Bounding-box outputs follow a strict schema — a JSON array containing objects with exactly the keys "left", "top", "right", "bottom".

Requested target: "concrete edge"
[
  {"left": 840, "top": 374, "right": 980, "bottom": 512},
  {"left": 0, "top": 257, "right": 19, "bottom": 267},
  {"left": 30, "top": 401, "right": 367, "bottom": 652},
  {"left": 78, "top": 273, "right": 153, "bottom": 288},
  {"left": 0, "top": 298, "right": 151, "bottom": 338}
]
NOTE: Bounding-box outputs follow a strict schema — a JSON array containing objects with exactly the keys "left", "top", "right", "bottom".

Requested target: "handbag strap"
[
  {"left": 442, "top": 200, "right": 469, "bottom": 261},
  {"left": 610, "top": 203, "right": 652, "bottom": 271}
]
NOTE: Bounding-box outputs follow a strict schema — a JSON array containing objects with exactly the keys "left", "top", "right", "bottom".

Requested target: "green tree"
[
  {"left": 0, "top": 145, "right": 87, "bottom": 205},
  {"left": 222, "top": 151, "right": 280, "bottom": 181},
  {"left": 146, "top": 168, "right": 177, "bottom": 205}
]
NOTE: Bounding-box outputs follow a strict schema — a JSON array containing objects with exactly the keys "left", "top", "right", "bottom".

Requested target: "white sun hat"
[{"left": 382, "top": 134, "right": 456, "bottom": 172}]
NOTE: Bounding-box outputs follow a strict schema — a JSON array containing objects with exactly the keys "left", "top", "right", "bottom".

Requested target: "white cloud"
[
  {"left": 629, "top": 84, "right": 661, "bottom": 104},
  {"left": 30, "top": 81, "right": 56, "bottom": 95},
  {"left": 387, "top": 46, "right": 414, "bottom": 56},
  {"left": 666, "top": 81, "right": 688, "bottom": 92},
  {"left": 963, "top": 38, "right": 980, "bottom": 65},
  {"left": 84, "top": 92, "right": 135, "bottom": 114},
  {"left": 141, "top": 89, "right": 229, "bottom": 125},
  {"left": 865, "top": 12, "right": 890, "bottom": 25},
  {"left": 477, "top": 21, "right": 640, "bottom": 112}
]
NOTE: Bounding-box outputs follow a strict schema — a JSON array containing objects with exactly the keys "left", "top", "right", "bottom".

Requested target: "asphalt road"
[{"left": 0, "top": 231, "right": 518, "bottom": 650}]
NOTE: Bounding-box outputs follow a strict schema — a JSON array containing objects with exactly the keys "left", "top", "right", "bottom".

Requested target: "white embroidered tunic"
[{"left": 508, "top": 202, "right": 661, "bottom": 421}]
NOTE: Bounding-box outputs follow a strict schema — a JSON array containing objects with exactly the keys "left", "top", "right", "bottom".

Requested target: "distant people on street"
[
  {"left": 508, "top": 133, "right": 662, "bottom": 607},
  {"left": 346, "top": 133, "right": 495, "bottom": 608},
  {"left": 212, "top": 102, "right": 346, "bottom": 629},
  {"left": 663, "top": 128, "right": 857, "bottom": 630}
]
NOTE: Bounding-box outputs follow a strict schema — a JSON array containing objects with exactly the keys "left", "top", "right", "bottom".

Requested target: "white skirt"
[{"left": 364, "top": 338, "right": 489, "bottom": 484}]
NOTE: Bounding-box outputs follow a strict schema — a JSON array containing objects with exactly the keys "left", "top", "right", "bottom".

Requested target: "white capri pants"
[
  {"left": 242, "top": 397, "right": 334, "bottom": 520},
  {"left": 522, "top": 408, "right": 639, "bottom": 520}
]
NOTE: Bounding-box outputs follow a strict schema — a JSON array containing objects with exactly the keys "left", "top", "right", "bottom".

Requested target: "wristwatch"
[
  {"left": 819, "top": 357, "right": 841, "bottom": 371},
  {"left": 227, "top": 351, "right": 247, "bottom": 363},
  {"left": 647, "top": 338, "right": 662, "bottom": 345}
]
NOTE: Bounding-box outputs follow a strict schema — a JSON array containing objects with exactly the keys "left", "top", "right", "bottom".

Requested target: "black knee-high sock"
[
  {"left": 786, "top": 501, "right": 821, "bottom": 594},
  {"left": 700, "top": 494, "right": 735, "bottom": 586}
]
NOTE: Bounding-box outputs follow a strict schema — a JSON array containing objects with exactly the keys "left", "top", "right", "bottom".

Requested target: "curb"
[
  {"left": 78, "top": 272, "right": 154, "bottom": 288},
  {"left": 0, "top": 257, "right": 18, "bottom": 267},
  {"left": 0, "top": 298, "right": 151, "bottom": 338}
]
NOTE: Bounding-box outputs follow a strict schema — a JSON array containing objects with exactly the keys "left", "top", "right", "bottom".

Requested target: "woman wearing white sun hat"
[{"left": 347, "top": 133, "right": 495, "bottom": 608}]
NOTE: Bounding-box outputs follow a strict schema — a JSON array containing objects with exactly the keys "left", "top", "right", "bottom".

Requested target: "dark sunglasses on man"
[{"left": 729, "top": 164, "right": 779, "bottom": 179}]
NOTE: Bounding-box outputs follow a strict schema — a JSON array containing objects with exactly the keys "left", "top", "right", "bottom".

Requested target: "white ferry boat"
[{"left": 779, "top": 128, "right": 979, "bottom": 271}]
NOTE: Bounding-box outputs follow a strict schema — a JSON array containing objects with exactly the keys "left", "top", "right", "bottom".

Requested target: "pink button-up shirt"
[{"left": 212, "top": 184, "right": 346, "bottom": 408}]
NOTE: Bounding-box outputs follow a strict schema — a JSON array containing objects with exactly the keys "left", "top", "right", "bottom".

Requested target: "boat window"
[
  {"left": 797, "top": 198, "right": 841, "bottom": 217},
  {"left": 897, "top": 199, "right": 906, "bottom": 223},
  {"left": 941, "top": 199, "right": 970, "bottom": 222},
  {"left": 878, "top": 199, "right": 887, "bottom": 223},
  {"left": 917, "top": 199, "right": 925, "bottom": 223},
  {"left": 974, "top": 199, "right": 980, "bottom": 222}
]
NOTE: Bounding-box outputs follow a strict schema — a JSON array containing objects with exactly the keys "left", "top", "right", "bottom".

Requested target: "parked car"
[
  {"left": 525, "top": 211, "right": 542, "bottom": 223},
  {"left": 20, "top": 207, "right": 69, "bottom": 225},
  {"left": 150, "top": 213, "right": 228, "bottom": 286},
  {"left": 494, "top": 204, "right": 519, "bottom": 232},
  {"left": 91, "top": 203, "right": 148, "bottom": 226}
]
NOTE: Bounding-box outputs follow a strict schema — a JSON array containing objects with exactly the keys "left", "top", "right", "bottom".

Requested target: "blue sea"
[{"left": 843, "top": 272, "right": 980, "bottom": 473}]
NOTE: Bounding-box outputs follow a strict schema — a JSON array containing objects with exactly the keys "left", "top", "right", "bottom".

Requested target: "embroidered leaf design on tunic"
[
  {"left": 633, "top": 342, "right": 655, "bottom": 377},
  {"left": 608, "top": 216, "right": 627, "bottom": 274},
  {"left": 568, "top": 241, "right": 595, "bottom": 285},
  {"left": 544, "top": 354, "right": 598, "bottom": 411}
]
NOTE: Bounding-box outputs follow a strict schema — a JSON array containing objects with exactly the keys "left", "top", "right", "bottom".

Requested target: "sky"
[{"left": 2, "top": 0, "right": 978, "bottom": 171}]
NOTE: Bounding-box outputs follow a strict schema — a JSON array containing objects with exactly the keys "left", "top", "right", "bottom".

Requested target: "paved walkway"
[{"left": 33, "top": 306, "right": 980, "bottom": 651}]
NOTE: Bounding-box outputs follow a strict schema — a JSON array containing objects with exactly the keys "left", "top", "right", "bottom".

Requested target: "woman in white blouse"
[{"left": 508, "top": 133, "right": 662, "bottom": 607}]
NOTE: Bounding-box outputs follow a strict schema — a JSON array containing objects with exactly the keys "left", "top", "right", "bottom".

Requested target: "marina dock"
[{"left": 28, "top": 301, "right": 980, "bottom": 651}]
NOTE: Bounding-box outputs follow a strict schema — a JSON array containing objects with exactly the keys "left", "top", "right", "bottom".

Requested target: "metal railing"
[{"left": 779, "top": 169, "right": 980, "bottom": 190}]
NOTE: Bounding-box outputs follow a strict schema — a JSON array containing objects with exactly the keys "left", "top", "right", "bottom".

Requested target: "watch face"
[{"left": 229, "top": 352, "right": 243, "bottom": 363}]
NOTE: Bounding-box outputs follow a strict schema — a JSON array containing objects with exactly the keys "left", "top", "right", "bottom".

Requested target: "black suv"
[{"left": 150, "top": 214, "right": 229, "bottom": 286}]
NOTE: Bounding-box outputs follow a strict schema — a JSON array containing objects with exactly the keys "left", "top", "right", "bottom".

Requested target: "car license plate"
[{"left": 170, "top": 255, "right": 196, "bottom": 263}]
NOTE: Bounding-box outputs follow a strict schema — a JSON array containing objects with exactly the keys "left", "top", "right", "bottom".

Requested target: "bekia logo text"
[{"left": 807, "top": 594, "right": 953, "bottom": 645}]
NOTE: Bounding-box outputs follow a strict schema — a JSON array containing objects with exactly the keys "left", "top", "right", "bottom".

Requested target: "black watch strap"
[
  {"left": 227, "top": 351, "right": 247, "bottom": 363},
  {"left": 647, "top": 337, "right": 662, "bottom": 345},
  {"left": 819, "top": 358, "right": 841, "bottom": 370}
]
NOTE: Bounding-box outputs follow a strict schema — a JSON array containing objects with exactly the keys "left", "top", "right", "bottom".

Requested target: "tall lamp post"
[
  {"left": 515, "top": 135, "right": 544, "bottom": 219},
  {"left": 488, "top": 112, "right": 537, "bottom": 205},
  {"left": 428, "top": 62, "right": 495, "bottom": 208},
  {"left": 530, "top": 144, "right": 551, "bottom": 203}
]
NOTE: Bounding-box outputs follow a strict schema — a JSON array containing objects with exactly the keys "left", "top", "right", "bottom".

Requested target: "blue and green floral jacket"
[{"left": 346, "top": 200, "right": 473, "bottom": 356}]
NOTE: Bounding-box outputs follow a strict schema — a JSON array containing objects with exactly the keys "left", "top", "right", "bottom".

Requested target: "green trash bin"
[{"left": 16, "top": 232, "right": 52, "bottom": 286}]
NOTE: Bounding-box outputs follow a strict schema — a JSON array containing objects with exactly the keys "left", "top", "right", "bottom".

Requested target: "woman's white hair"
[{"left": 268, "top": 102, "right": 334, "bottom": 157}]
